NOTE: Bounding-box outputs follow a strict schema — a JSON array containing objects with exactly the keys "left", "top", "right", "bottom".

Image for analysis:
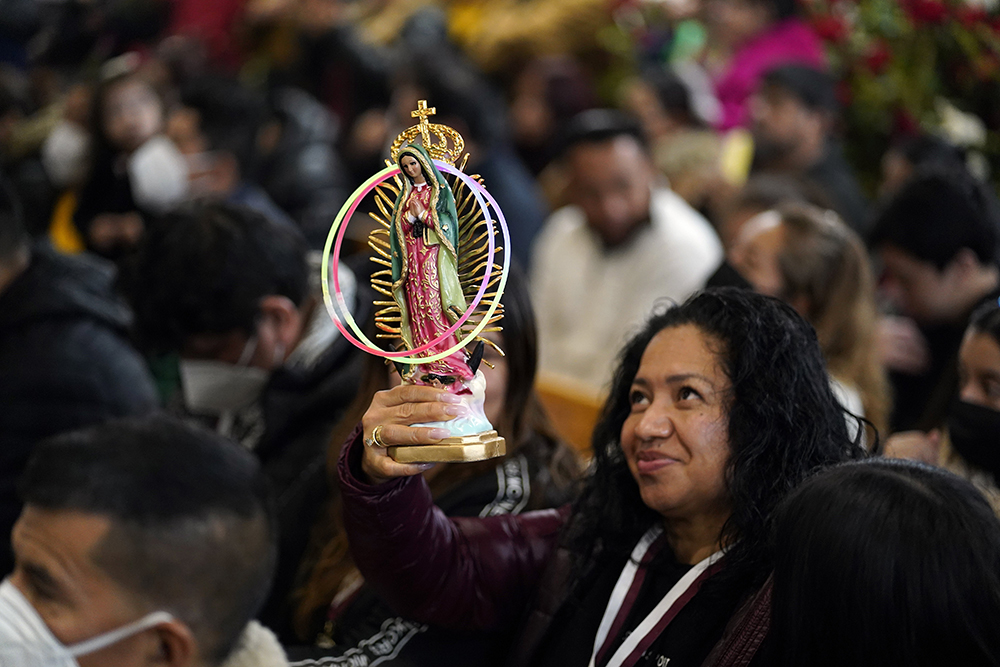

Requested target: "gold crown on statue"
[{"left": 390, "top": 100, "right": 465, "bottom": 166}]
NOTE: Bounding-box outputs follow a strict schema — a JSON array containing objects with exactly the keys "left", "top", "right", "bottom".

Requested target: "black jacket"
[
  {"left": 255, "top": 294, "right": 371, "bottom": 637},
  {"left": 0, "top": 243, "right": 158, "bottom": 573}
]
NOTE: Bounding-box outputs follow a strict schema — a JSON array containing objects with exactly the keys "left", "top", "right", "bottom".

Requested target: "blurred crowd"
[{"left": 2, "top": 0, "right": 1000, "bottom": 665}]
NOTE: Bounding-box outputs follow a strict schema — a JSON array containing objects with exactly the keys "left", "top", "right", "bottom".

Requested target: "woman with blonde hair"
[{"left": 729, "top": 203, "right": 890, "bottom": 439}]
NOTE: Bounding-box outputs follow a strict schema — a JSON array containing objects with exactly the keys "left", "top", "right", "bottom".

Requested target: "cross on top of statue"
[
  {"left": 412, "top": 100, "right": 437, "bottom": 148},
  {"left": 390, "top": 99, "right": 465, "bottom": 166}
]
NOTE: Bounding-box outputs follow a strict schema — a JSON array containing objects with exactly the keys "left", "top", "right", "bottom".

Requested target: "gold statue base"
[{"left": 389, "top": 430, "right": 506, "bottom": 463}]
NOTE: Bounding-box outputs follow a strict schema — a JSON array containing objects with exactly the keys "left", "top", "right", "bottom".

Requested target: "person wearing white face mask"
[
  {"left": 126, "top": 202, "right": 367, "bottom": 641},
  {"left": 0, "top": 582, "right": 173, "bottom": 667},
  {"left": 1, "top": 415, "right": 285, "bottom": 667}
]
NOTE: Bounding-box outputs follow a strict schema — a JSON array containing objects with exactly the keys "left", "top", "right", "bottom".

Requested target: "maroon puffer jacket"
[
  {"left": 338, "top": 428, "right": 771, "bottom": 667},
  {"left": 339, "top": 426, "right": 568, "bottom": 630}
]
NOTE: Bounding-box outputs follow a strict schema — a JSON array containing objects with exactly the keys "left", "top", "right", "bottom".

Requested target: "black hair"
[
  {"left": 889, "top": 134, "right": 966, "bottom": 173},
  {"left": 764, "top": 0, "right": 798, "bottom": 20},
  {"left": 19, "top": 415, "right": 277, "bottom": 665},
  {"left": 639, "top": 66, "right": 699, "bottom": 128},
  {"left": 771, "top": 458, "right": 1000, "bottom": 667},
  {"left": 127, "top": 201, "right": 308, "bottom": 352},
  {"left": 179, "top": 75, "right": 267, "bottom": 178},
  {"left": 565, "top": 288, "right": 863, "bottom": 590},
  {"left": 870, "top": 166, "right": 1000, "bottom": 269},
  {"left": 556, "top": 108, "right": 649, "bottom": 158},
  {"left": 969, "top": 300, "right": 1000, "bottom": 346},
  {"left": 761, "top": 65, "right": 839, "bottom": 113},
  {"left": 0, "top": 175, "right": 27, "bottom": 262}
]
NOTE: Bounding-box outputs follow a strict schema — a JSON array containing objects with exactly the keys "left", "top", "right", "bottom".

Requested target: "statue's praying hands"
[{"left": 408, "top": 196, "right": 428, "bottom": 224}]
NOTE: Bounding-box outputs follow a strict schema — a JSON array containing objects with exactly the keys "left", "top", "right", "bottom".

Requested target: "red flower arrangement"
[{"left": 803, "top": 0, "right": 1000, "bottom": 189}]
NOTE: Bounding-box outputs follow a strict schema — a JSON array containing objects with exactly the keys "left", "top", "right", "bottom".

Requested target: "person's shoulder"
[
  {"left": 647, "top": 189, "right": 723, "bottom": 266},
  {"left": 542, "top": 204, "right": 587, "bottom": 236},
  {"left": 532, "top": 205, "right": 591, "bottom": 263},
  {"left": 650, "top": 189, "right": 717, "bottom": 236},
  {"left": 1, "top": 242, "right": 132, "bottom": 330}
]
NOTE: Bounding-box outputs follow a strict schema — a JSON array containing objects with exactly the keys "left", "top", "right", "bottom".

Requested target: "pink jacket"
[{"left": 714, "top": 18, "right": 827, "bottom": 131}]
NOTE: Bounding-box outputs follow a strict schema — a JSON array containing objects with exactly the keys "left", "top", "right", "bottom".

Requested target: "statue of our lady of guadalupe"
[{"left": 389, "top": 143, "right": 479, "bottom": 392}]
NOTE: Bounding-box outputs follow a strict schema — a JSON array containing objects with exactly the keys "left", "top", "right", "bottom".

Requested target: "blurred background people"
[
  {"left": 169, "top": 75, "right": 295, "bottom": 229},
  {"left": 711, "top": 172, "right": 825, "bottom": 252},
  {"left": 702, "top": 0, "right": 825, "bottom": 131},
  {"left": 620, "top": 65, "right": 724, "bottom": 215},
  {"left": 509, "top": 56, "right": 598, "bottom": 177},
  {"left": 886, "top": 301, "right": 1000, "bottom": 512},
  {"left": 870, "top": 167, "right": 1000, "bottom": 432},
  {"left": 126, "top": 201, "right": 368, "bottom": 631},
  {"left": 878, "top": 134, "right": 967, "bottom": 200},
  {"left": 0, "top": 178, "right": 157, "bottom": 577},
  {"left": 73, "top": 63, "right": 189, "bottom": 265},
  {"left": 531, "top": 109, "right": 722, "bottom": 392},
  {"left": 4, "top": 415, "right": 285, "bottom": 667},
  {"left": 749, "top": 64, "right": 870, "bottom": 235},
  {"left": 728, "top": 203, "right": 889, "bottom": 440},
  {"left": 949, "top": 303, "right": 1000, "bottom": 487}
]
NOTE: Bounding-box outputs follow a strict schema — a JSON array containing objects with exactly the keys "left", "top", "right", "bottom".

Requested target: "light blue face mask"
[{"left": 0, "top": 579, "right": 173, "bottom": 667}]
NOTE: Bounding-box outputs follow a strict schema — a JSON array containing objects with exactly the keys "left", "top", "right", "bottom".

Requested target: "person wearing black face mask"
[
  {"left": 887, "top": 301, "right": 1000, "bottom": 511},
  {"left": 948, "top": 302, "right": 1000, "bottom": 487}
]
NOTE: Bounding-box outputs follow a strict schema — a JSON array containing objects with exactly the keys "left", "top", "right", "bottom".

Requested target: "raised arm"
[{"left": 337, "top": 385, "right": 568, "bottom": 631}]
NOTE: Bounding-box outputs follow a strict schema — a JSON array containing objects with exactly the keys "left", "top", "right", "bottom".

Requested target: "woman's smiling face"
[{"left": 620, "top": 324, "right": 732, "bottom": 522}]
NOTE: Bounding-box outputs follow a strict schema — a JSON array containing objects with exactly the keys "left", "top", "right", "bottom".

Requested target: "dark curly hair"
[{"left": 565, "top": 288, "right": 865, "bottom": 591}]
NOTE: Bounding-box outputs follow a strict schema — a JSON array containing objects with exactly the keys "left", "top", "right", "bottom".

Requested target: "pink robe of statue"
[{"left": 401, "top": 182, "right": 473, "bottom": 386}]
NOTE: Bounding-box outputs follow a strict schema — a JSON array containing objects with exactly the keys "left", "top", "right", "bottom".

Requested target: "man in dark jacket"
[
  {"left": 750, "top": 65, "right": 871, "bottom": 236},
  {"left": 0, "top": 180, "right": 158, "bottom": 575},
  {"left": 127, "top": 201, "right": 368, "bottom": 640}
]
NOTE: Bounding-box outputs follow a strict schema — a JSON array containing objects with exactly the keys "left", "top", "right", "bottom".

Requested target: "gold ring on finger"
[{"left": 371, "top": 424, "right": 388, "bottom": 448}]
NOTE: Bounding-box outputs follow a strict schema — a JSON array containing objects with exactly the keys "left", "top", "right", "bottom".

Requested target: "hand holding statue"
[{"left": 360, "top": 385, "right": 466, "bottom": 483}]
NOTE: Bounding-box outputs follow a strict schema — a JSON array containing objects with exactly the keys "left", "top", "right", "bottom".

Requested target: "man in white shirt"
[{"left": 531, "top": 110, "right": 723, "bottom": 391}]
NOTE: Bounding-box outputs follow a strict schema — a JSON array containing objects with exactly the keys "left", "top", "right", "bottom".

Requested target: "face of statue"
[{"left": 401, "top": 154, "right": 425, "bottom": 183}]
